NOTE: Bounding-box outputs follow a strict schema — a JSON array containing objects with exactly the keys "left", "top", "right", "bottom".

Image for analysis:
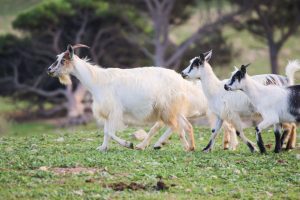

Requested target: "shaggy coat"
[{"left": 48, "top": 44, "right": 195, "bottom": 151}]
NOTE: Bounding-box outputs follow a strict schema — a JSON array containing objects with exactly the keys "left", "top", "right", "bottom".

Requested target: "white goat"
[
  {"left": 224, "top": 62, "right": 300, "bottom": 153},
  {"left": 136, "top": 80, "right": 239, "bottom": 150},
  {"left": 47, "top": 44, "right": 195, "bottom": 151},
  {"left": 181, "top": 50, "right": 298, "bottom": 152}
]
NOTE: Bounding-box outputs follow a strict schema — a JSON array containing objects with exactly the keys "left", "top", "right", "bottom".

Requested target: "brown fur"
[{"left": 282, "top": 123, "right": 297, "bottom": 150}]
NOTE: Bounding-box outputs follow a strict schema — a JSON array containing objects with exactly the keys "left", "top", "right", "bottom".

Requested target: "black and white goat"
[
  {"left": 224, "top": 62, "right": 300, "bottom": 153},
  {"left": 47, "top": 44, "right": 196, "bottom": 151},
  {"left": 181, "top": 50, "right": 298, "bottom": 153}
]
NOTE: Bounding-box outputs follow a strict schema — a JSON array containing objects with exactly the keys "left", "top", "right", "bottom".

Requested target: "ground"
[{"left": 0, "top": 125, "right": 299, "bottom": 199}]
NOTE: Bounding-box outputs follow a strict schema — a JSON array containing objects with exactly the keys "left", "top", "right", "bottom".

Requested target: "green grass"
[
  {"left": 0, "top": 97, "right": 30, "bottom": 114},
  {"left": 0, "top": 126, "right": 299, "bottom": 199},
  {"left": 7, "top": 121, "right": 54, "bottom": 136}
]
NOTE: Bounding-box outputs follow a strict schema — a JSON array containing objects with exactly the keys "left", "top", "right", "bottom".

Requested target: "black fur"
[
  {"left": 287, "top": 85, "right": 300, "bottom": 122},
  {"left": 274, "top": 130, "right": 281, "bottom": 153},
  {"left": 256, "top": 131, "right": 266, "bottom": 153},
  {"left": 228, "top": 70, "right": 245, "bottom": 86},
  {"left": 154, "top": 146, "right": 161, "bottom": 150},
  {"left": 246, "top": 142, "right": 255, "bottom": 153},
  {"left": 129, "top": 142, "right": 134, "bottom": 149},
  {"left": 236, "top": 131, "right": 240, "bottom": 136},
  {"left": 203, "top": 140, "right": 212, "bottom": 152},
  {"left": 188, "top": 57, "right": 203, "bottom": 73}
]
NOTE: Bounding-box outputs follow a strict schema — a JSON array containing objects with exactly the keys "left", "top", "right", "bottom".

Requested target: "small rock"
[
  {"left": 131, "top": 130, "right": 148, "bottom": 141},
  {"left": 296, "top": 154, "right": 300, "bottom": 160},
  {"left": 39, "top": 166, "right": 48, "bottom": 171},
  {"left": 55, "top": 137, "right": 64, "bottom": 142},
  {"left": 85, "top": 178, "right": 96, "bottom": 183},
  {"left": 169, "top": 175, "right": 177, "bottom": 179},
  {"left": 266, "top": 191, "right": 273, "bottom": 197},
  {"left": 73, "top": 190, "right": 83, "bottom": 196},
  {"left": 234, "top": 169, "right": 241, "bottom": 174}
]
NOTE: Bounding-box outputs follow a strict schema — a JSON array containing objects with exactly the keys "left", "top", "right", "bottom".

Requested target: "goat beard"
[{"left": 58, "top": 74, "right": 72, "bottom": 85}]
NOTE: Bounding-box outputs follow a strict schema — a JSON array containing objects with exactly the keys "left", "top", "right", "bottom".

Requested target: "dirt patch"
[
  {"left": 51, "top": 167, "right": 103, "bottom": 175},
  {"left": 155, "top": 179, "right": 169, "bottom": 191},
  {"left": 265, "top": 144, "right": 272, "bottom": 149},
  {"left": 105, "top": 182, "right": 146, "bottom": 191},
  {"left": 277, "top": 159, "right": 287, "bottom": 164}
]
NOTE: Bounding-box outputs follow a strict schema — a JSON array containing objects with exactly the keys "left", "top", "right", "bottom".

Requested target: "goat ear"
[
  {"left": 241, "top": 63, "right": 250, "bottom": 73},
  {"left": 203, "top": 50, "right": 212, "bottom": 61},
  {"left": 199, "top": 53, "right": 205, "bottom": 62},
  {"left": 67, "top": 44, "right": 74, "bottom": 60}
]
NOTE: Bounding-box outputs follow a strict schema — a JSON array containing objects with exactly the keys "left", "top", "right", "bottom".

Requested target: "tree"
[
  {"left": 232, "top": 0, "right": 300, "bottom": 74},
  {"left": 0, "top": 0, "right": 246, "bottom": 124},
  {"left": 0, "top": 0, "right": 146, "bottom": 124},
  {"left": 117, "top": 0, "right": 247, "bottom": 69}
]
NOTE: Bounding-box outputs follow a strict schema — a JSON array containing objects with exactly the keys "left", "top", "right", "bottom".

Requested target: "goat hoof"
[
  {"left": 202, "top": 148, "right": 211, "bottom": 153},
  {"left": 128, "top": 143, "right": 134, "bottom": 149},
  {"left": 189, "top": 147, "right": 195, "bottom": 151},
  {"left": 153, "top": 146, "right": 161, "bottom": 150},
  {"left": 135, "top": 144, "right": 146, "bottom": 150},
  {"left": 96, "top": 146, "right": 108, "bottom": 152},
  {"left": 285, "top": 147, "right": 294, "bottom": 151},
  {"left": 274, "top": 148, "right": 281, "bottom": 153},
  {"left": 260, "top": 149, "right": 267, "bottom": 154},
  {"left": 223, "top": 147, "right": 229, "bottom": 150}
]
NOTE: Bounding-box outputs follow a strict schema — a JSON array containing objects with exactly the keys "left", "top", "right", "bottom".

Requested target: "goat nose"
[
  {"left": 181, "top": 72, "right": 187, "bottom": 78},
  {"left": 224, "top": 84, "right": 229, "bottom": 91},
  {"left": 47, "top": 66, "right": 54, "bottom": 76}
]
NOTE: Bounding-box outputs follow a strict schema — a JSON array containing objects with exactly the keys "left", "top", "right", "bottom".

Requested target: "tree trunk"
[
  {"left": 268, "top": 41, "right": 279, "bottom": 74},
  {"left": 65, "top": 84, "right": 89, "bottom": 125}
]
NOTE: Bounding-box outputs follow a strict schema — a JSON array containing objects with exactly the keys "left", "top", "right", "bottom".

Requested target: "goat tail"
[{"left": 285, "top": 60, "right": 300, "bottom": 85}]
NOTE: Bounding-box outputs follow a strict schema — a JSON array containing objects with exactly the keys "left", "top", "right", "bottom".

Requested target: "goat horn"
[
  {"left": 72, "top": 44, "right": 90, "bottom": 49},
  {"left": 244, "top": 63, "right": 251, "bottom": 67}
]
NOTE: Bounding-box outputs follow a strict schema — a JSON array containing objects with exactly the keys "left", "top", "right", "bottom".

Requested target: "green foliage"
[
  {"left": 0, "top": 126, "right": 299, "bottom": 199},
  {"left": 13, "top": 0, "right": 74, "bottom": 31}
]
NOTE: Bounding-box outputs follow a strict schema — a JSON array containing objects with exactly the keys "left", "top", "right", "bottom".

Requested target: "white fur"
[
  {"left": 136, "top": 80, "right": 239, "bottom": 151},
  {"left": 181, "top": 52, "right": 294, "bottom": 152},
  {"left": 224, "top": 61, "right": 300, "bottom": 153},
  {"left": 49, "top": 51, "right": 197, "bottom": 151}
]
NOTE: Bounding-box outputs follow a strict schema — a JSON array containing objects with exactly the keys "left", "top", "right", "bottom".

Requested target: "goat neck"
[
  {"left": 242, "top": 74, "right": 266, "bottom": 106},
  {"left": 70, "top": 56, "right": 101, "bottom": 92},
  {"left": 200, "top": 62, "right": 222, "bottom": 97}
]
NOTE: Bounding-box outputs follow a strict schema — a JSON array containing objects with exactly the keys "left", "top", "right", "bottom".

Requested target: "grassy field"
[
  {"left": 0, "top": 125, "right": 299, "bottom": 199},
  {"left": 0, "top": 3, "right": 299, "bottom": 199}
]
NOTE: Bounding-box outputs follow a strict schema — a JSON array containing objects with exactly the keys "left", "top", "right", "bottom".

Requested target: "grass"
[{"left": 0, "top": 126, "right": 299, "bottom": 199}]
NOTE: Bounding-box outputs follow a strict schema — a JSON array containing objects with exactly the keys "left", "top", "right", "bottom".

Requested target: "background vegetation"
[{"left": 0, "top": 1, "right": 299, "bottom": 199}]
